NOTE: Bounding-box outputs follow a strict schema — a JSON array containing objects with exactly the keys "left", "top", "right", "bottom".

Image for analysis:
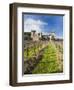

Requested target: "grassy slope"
[
  {"left": 32, "top": 42, "right": 63, "bottom": 74},
  {"left": 24, "top": 45, "right": 39, "bottom": 60}
]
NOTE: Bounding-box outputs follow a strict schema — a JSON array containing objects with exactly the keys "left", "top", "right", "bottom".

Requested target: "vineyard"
[{"left": 24, "top": 40, "right": 63, "bottom": 74}]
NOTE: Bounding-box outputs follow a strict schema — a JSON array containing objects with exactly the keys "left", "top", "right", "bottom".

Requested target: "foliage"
[
  {"left": 24, "top": 45, "right": 39, "bottom": 60},
  {"left": 32, "top": 42, "right": 63, "bottom": 74}
]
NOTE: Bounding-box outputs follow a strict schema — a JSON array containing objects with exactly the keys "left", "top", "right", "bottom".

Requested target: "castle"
[{"left": 24, "top": 30, "right": 55, "bottom": 41}]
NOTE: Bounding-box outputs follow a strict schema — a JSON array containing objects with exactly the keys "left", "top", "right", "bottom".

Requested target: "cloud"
[
  {"left": 42, "top": 32, "right": 49, "bottom": 35},
  {"left": 24, "top": 18, "right": 47, "bottom": 33}
]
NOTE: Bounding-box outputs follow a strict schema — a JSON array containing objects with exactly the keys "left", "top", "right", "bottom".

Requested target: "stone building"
[
  {"left": 24, "top": 30, "right": 42, "bottom": 41},
  {"left": 24, "top": 30, "right": 55, "bottom": 41},
  {"left": 31, "top": 30, "right": 41, "bottom": 41},
  {"left": 49, "top": 32, "right": 55, "bottom": 41}
]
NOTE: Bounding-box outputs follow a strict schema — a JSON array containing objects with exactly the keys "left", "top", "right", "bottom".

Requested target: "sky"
[{"left": 23, "top": 13, "right": 63, "bottom": 38}]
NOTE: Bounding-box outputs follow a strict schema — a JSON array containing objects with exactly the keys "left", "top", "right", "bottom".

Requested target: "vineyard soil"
[{"left": 24, "top": 41, "right": 63, "bottom": 74}]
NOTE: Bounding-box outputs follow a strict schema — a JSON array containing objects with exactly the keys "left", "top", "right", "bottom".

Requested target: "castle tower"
[
  {"left": 38, "top": 32, "right": 42, "bottom": 38},
  {"left": 31, "top": 30, "right": 39, "bottom": 41},
  {"left": 31, "top": 30, "right": 36, "bottom": 39},
  {"left": 49, "top": 32, "right": 55, "bottom": 41}
]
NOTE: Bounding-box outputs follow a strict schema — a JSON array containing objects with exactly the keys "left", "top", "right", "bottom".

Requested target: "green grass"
[
  {"left": 56, "top": 43, "right": 63, "bottom": 53},
  {"left": 24, "top": 45, "right": 40, "bottom": 60},
  {"left": 32, "top": 42, "right": 63, "bottom": 74}
]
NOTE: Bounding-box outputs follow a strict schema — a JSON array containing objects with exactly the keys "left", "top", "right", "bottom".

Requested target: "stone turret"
[
  {"left": 31, "top": 30, "right": 36, "bottom": 39},
  {"left": 31, "top": 30, "right": 39, "bottom": 41},
  {"left": 49, "top": 32, "right": 55, "bottom": 41},
  {"left": 38, "top": 32, "right": 42, "bottom": 38}
]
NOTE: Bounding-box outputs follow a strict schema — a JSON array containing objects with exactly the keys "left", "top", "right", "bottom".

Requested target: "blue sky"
[{"left": 23, "top": 13, "right": 63, "bottom": 38}]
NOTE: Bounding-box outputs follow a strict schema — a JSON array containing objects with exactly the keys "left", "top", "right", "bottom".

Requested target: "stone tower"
[
  {"left": 31, "top": 30, "right": 39, "bottom": 41},
  {"left": 49, "top": 32, "right": 55, "bottom": 41}
]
